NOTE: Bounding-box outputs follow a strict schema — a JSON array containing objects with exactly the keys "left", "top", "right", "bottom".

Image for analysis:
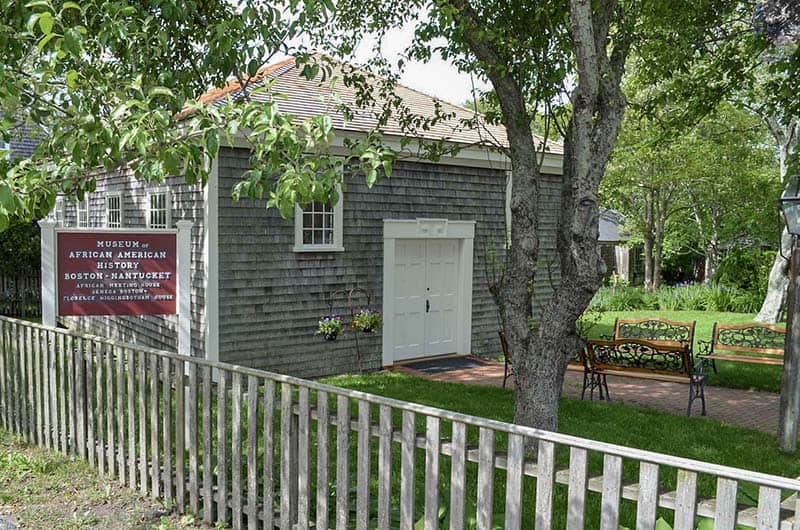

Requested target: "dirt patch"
[{"left": 0, "top": 430, "right": 203, "bottom": 529}]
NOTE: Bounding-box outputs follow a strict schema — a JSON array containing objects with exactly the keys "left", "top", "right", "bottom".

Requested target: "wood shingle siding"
[{"left": 216, "top": 147, "right": 562, "bottom": 377}]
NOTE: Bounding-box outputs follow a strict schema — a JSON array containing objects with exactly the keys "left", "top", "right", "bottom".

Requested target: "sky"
[{"left": 349, "top": 23, "right": 491, "bottom": 107}]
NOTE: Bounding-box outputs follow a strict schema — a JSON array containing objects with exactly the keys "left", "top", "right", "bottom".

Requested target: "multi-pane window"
[
  {"left": 106, "top": 194, "right": 122, "bottom": 228},
  {"left": 77, "top": 196, "right": 90, "bottom": 227},
  {"left": 302, "top": 202, "right": 335, "bottom": 245},
  {"left": 294, "top": 193, "right": 344, "bottom": 251},
  {"left": 148, "top": 189, "right": 170, "bottom": 229}
]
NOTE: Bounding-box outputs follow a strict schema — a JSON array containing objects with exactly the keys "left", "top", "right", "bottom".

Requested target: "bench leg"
[
  {"left": 601, "top": 374, "right": 611, "bottom": 403},
  {"left": 687, "top": 377, "right": 707, "bottom": 417}
]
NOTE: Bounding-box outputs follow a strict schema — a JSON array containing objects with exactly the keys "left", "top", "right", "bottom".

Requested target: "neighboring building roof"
[
  {"left": 599, "top": 208, "right": 628, "bottom": 243},
  {"left": 197, "top": 56, "right": 564, "bottom": 155}
]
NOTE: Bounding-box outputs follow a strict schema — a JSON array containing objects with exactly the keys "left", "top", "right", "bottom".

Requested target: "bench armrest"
[
  {"left": 692, "top": 357, "right": 709, "bottom": 378},
  {"left": 696, "top": 340, "right": 713, "bottom": 356}
]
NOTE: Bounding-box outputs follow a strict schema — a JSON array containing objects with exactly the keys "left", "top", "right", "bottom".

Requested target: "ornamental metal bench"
[
  {"left": 611, "top": 317, "right": 697, "bottom": 351},
  {"left": 583, "top": 339, "right": 707, "bottom": 416},
  {"left": 699, "top": 322, "right": 786, "bottom": 372}
]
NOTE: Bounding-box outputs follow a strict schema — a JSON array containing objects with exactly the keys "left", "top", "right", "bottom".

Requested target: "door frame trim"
[{"left": 382, "top": 218, "right": 475, "bottom": 366}]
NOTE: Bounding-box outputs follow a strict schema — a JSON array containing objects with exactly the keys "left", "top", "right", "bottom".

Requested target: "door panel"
[
  {"left": 392, "top": 239, "right": 426, "bottom": 360},
  {"left": 391, "top": 238, "right": 460, "bottom": 361},
  {"left": 425, "top": 239, "right": 459, "bottom": 355}
]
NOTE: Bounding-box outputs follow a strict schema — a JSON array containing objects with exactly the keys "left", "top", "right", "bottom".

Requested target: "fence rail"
[{"left": 0, "top": 315, "right": 798, "bottom": 529}]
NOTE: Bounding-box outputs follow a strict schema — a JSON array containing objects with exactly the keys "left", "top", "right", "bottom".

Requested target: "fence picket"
[
  {"left": 674, "top": 470, "right": 697, "bottom": 530},
  {"left": 377, "top": 404, "right": 392, "bottom": 530},
  {"left": 297, "top": 386, "right": 310, "bottom": 530},
  {"left": 536, "top": 440, "right": 556, "bottom": 530},
  {"left": 449, "top": 421, "right": 467, "bottom": 530},
  {"left": 68, "top": 334, "right": 76, "bottom": 454},
  {"left": 355, "top": 400, "right": 371, "bottom": 530},
  {"left": 20, "top": 323, "right": 29, "bottom": 441},
  {"left": 96, "top": 341, "right": 105, "bottom": 476},
  {"left": 400, "top": 409, "right": 415, "bottom": 530},
  {"left": 601, "top": 454, "right": 623, "bottom": 530},
  {"left": 202, "top": 366, "right": 213, "bottom": 523},
  {"left": 336, "top": 394, "right": 351, "bottom": 530},
  {"left": 280, "top": 383, "right": 294, "bottom": 530},
  {"left": 714, "top": 478, "right": 738, "bottom": 530},
  {"left": 86, "top": 340, "right": 95, "bottom": 467},
  {"left": 247, "top": 376, "right": 260, "bottom": 530},
  {"left": 58, "top": 333, "right": 67, "bottom": 452},
  {"left": 567, "top": 447, "right": 588, "bottom": 530},
  {"left": 477, "top": 427, "right": 495, "bottom": 530},
  {"left": 315, "top": 390, "right": 329, "bottom": 530},
  {"left": 163, "top": 357, "right": 173, "bottom": 503},
  {"left": 45, "top": 329, "right": 55, "bottom": 449},
  {"left": 127, "top": 348, "right": 137, "bottom": 489},
  {"left": 0, "top": 319, "right": 8, "bottom": 430},
  {"left": 635, "top": 462, "right": 659, "bottom": 530},
  {"left": 150, "top": 354, "right": 160, "bottom": 499},
  {"left": 175, "top": 357, "right": 185, "bottom": 512},
  {"left": 263, "top": 379, "right": 275, "bottom": 530},
  {"left": 504, "top": 433, "right": 524, "bottom": 530},
  {"left": 115, "top": 345, "right": 126, "bottom": 483},
  {"left": 76, "top": 337, "right": 86, "bottom": 459},
  {"left": 34, "top": 328, "right": 44, "bottom": 446},
  {"left": 217, "top": 371, "right": 229, "bottom": 526},
  {"left": 424, "top": 415, "right": 440, "bottom": 530},
  {"left": 188, "top": 362, "right": 199, "bottom": 513},
  {"left": 757, "top": 486, "right": 781, "bottom": 530},
  {"left": 138, "top": 350, "right": 148, "bottom": 494},
  {"left": 232, "top": 372, "right": 244, "bottom": 530}
]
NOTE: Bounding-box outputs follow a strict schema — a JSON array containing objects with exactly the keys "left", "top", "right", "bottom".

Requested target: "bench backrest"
[
  {"left": 614, "top": 317, "right": 696, "bottom": 349},
  {"left": 586, "top": 339, "right": 692, "bottom": 377},
  {"left": 711, "top": 323, "right": 785, "bottom": 355}
]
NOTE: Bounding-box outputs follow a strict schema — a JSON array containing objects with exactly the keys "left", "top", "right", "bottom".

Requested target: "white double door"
[{"left": 392, "top": 239, "right": 460, "bottom": 361}]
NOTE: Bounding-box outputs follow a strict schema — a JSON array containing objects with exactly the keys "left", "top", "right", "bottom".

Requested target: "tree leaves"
[{"left": 1, "top": 0, "right": 397, "bottom": 229}]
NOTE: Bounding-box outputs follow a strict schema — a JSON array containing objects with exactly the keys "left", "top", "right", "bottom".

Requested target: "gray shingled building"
[{"left": 60, "top": 58, "right": 565, "bottom": 378}]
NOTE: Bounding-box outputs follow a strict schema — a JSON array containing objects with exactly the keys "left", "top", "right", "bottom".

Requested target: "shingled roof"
[{"left": 198, "top": 56, "right": 563, "bottom": 155}]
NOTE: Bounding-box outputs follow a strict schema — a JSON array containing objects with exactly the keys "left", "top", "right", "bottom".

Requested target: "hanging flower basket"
[
  {"left": 351, "top": 309, "right": 382, "bottom": 333},
  {"left": 317, "top": 315, "right": 344, "bottom": 341}
]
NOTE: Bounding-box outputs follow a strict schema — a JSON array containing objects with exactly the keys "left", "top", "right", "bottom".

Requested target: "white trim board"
[
  {"left": 381, "top": 218, "right": 475, "bottom": 367},
  {"left": 204, "top": 156, "right": 220, "bottom": 363}
]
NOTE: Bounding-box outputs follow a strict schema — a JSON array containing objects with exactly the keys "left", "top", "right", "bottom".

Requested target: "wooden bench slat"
[{"left": 703, "top": 354, "right": 784, "bottom": 365}]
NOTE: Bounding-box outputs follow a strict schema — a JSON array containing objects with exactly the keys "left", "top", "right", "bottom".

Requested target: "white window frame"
[
  {"left": 106, "top": 192, "right": 123, "bottom": 228},
  {"left": 293, "top": 191, "right": 344, "bottom": 252},
  {"left": 147, "top": 187, "right": 172, "bottom": 229},
  {"left": 77, "top": 194, "right": 90, "bottom": 228}
]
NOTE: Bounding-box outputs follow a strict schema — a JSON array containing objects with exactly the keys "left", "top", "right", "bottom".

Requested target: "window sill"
[{"left": 293, "top": 245, "right": 345, "bottom": 253}]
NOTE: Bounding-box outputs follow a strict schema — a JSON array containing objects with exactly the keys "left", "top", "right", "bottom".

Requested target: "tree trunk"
[
  {"left": 704, "top": 239, "right": 720, "bottom": 283},
  {"left": 643, "top": 235, "right": 655, "bottom": 291},
  {"left": 756, "top": 228, "right": 792, "bottom": 323}
]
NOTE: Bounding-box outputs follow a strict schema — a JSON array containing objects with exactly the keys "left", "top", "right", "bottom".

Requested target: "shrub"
[
  {"left": 589, "top": 283, "right": 761, "bottom": 313},
  {"left": 715, "top": 248, "right": 773, "bottom": 301}
]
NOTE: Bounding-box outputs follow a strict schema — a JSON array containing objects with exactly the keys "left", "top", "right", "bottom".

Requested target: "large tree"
[{"left": 312, "top": 0, "right": 738, "bottom": 433}]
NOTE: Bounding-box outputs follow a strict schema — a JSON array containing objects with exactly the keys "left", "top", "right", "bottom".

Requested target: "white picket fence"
[{"left": 0, "top": 314, "right": 799, "bottom": 529}]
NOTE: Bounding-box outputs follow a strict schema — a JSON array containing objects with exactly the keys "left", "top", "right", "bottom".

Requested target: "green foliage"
[
  {"left": 0, "top": 220, "right": 39, "bottom": 275},
  {"left": 715, "top": 248, "right": 774, "bottom": 301},
  {"left": 0, "top": 0, "right": 396, "bottom": 228},
  {"left": 590, "top": 285, "right": 763, "bottom": 314}
]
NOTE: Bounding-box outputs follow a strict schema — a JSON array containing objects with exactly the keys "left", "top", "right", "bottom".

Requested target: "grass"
[
  {"left": 0, "top": 430, "right": 193, "bottom": 529},
  {"left": 326, "top": 371, "right": 800, "bottom": 529},
  {"left": 583, "top": 310, "right": 784, "bottom": 393}
]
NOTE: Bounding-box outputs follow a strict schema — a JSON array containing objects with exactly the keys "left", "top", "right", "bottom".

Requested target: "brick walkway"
[{"left": 391, "top": 356, "right": 781, "bottom": 434}]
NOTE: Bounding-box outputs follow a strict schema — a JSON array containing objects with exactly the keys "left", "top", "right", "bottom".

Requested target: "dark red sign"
[{"left": 57, "top": 231, "right": 177, "bottom": 316}]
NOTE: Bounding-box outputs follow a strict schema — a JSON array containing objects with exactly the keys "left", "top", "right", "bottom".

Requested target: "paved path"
[{"left": 392, "top": 357, "right": 781, "bottom": 434}]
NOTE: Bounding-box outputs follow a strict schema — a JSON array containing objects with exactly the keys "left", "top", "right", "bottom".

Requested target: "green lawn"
[
  {"left": 584, "top": 310, "right": 784, "bottom": 393},
  {"left": 326, "top": 372, "right": 800, "bottom": 528}
]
